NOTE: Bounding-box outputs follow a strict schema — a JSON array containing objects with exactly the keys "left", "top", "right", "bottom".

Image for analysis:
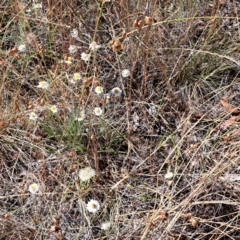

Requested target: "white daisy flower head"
[
  {"left": 64, "top": 56, "right": 73, "bottom": 65},
  {"left": 49, "top": 105, "right": 58, "bottom": 113},
  {"left": 89, "top": 41, "right": 101, "bottom": 51},
  {"left": 75, "top": 111, "right": 85, "bottom": 121},
  {"left": 101, "top": 222, "right": 111, "bottom": 230},
  {"left": 29, "top": 112, "right": 38, "bottom": 121},
  {"left": 70, "top": 78, "right": 77, "bottom": 84},
  {"left": 29, "top": 183, "right": 39, "bottom": 194},
  {"left": 18, "top": 44, "right": 26, "bottom": 52},
  {"left": 165, "top": 171, "right": 174, "bottom": 180},
  {"left": 86, "top": 199, "right": 100, "bottom": 213},
  {"left": 148, "top": 106, "right": 157, "bottom": 115},
  {"left": 81, "top": 52, "right": 91, "bottom": 62},
  {"left": 95, "top": 86, "right": 103, "bottom": 95},
  {"left": 94, "top": 107, "right": 103, "bottom": 116},
  {"left": 79, "top": 167, "right": 96, "bottom": 181},
  {"left": 111, "top": 87, "right": 122, "bottom": 97},
  {"left": 122, "top": 69, "right": 130, "bottom": 78},
  {"left": 71, "top": 28, "right": 78, "bottom": 38},
  {"left": 37, "top": 81, "right": 49, "bottom": 89},
  {"left": 68, "top": 45, "right": 78, "bottom": 54},
  {"left": 73, "top": 73, "right": 81, "bottom": 81},
  {"left": 33, "top": 2, "right": 42, "bottom": 9}
]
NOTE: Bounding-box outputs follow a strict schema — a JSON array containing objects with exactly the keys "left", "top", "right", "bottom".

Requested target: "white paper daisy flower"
[
  {"left": 70, "top": 78, "right": 77, "bottom": 84},
  {"left": 81, "top": 52, "right": 91, "bottom": 62},
  {"left": 49, "top": 105, "right": 58, "bottom": 113},
  {"left": 33, "top": 2, "right": 42, "bottom": 9},
  {"left": 18, "top": 44, "right": 26, "bottom": 52},
  {"left": 73, "top": 73, "right": 81, "bottom": 81},
  {"left": 148, "top": 106, "right": 157, "bottom": 115},
  {"left": 64, "top": 56, "right": 73, "bottom": 65},
  {"left": 89, "top": 41, "right": 101, "bottom": 51},
  {"left": 122, "top": 69, "right": 130, "bottom": 78},
  {"left": 29, "top": 112, "right": 38, "bottom": 121},
  {"left": 101, "top": 222, "right": 111, "bottom": 230},
  {"left": 75, "top": 111, "right": 85, "bottom": 121},
  {"left": 29, "top": 183, "right": 39, "bottom": 194},
  {"left": 95, "top": 86, "right": 103, "bottom": 95},
  {"left": 71, "top": 28, "right": 78, "bottom": 38},
  {"left": 37, "top": 81, "right": 49, "bottom": 89},
  {"left": 86, "top": 199, "right": 100, "bottom": 213},
  {"left": 68, "top": 45, "right": 78, "bottom": 54},
  {"left": 94, "top": 107, "right": 102, "bottom": 116},
  {"left": 165, "top": 172, "right": 173, "bottom": 180},
  {"left": 79, "top": 167, "right": 96, "bottom": 181},
  {"left": 111, "top": 87, "right": 122, "bottom": 97}
]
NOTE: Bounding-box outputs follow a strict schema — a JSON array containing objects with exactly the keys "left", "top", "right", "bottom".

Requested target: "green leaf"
[{"left": 40, "top": 123, "right": 55, "bottom": 138}]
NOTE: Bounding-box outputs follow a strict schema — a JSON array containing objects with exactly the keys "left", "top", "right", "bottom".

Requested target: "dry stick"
[
  {"left": 160, "top": 47, "right": 240, "bottom": 66},
  {"left": 191, "top": 200, "right": 240, "bottom": 206},
  {"left": 0, "top": 192, "right": 56, "bottom": 199},
  {"left": 82, "top": 2, "right": 105, "bottom": 175},
  {"left": 110, "top": 174, "right": 130, "bottom": 192},
  {"left": 92, "top": 137, "right": 99, "bottom": 175},
  {"left": 114, "top": 51, "right": 133, "bottom": 167}
]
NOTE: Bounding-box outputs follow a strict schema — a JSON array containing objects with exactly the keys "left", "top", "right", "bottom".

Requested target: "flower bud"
[
  {"left": 122, "top": 29, "right": 127, "bottom": 38},
  {"left": 133, "top": 19, "right": 138, "bottom": 28},
  {"left": 137, "top": 20, "right": 143, "bottom": 29},
  {"left": 144, "top": 16, "right": 153, "bottom": 25}
]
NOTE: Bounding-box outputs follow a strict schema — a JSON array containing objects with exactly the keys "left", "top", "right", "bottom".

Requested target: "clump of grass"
[{"left": 1, "top": 0, "right": 240, "bottom": 239}]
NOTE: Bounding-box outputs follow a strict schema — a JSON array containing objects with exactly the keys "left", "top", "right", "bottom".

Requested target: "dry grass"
[{"left": 1, "top": 0, "right": 240, "bottom": 239}]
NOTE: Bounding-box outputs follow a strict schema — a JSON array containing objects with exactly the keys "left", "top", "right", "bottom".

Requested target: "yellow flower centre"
[
  {"left": 83, "top": 54, "right": 89, "bottom": 59},
  {"left": 31, "top": 113, "right": 35, "bottom": 117},
  {"left": 67, "top": 57, "right": 72, "bottom": 61},
  {"left": 90, "top": 203, "right": 96, "bottom": 209},
  {"left": 78, "top": 114, "right": 82, "bottom": 119},
  {"left": 114, "top": 89, "right": 119, "bottom": 93},
  {"left": 51, "top": 106, "right": 56, "bottom": 111},
  {"left": 34, "top": 3, "right": 40, "bottom": 8},
  {"left": 74, "top": 73, "right": 80, "bottom": 79},
  {"left": 19, "top": 45, "right": 25, "bottom": 50},
  {"left": 95, "top": 109, "right": 100, "bottom": 113},
  {"left": 40, "top": 81, "right": 46, "bottom": 87},
  {"left": 97, "top": 87, "right": 101, "bottom": 92}
]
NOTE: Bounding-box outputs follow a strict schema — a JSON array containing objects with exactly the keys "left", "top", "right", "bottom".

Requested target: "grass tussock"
[{"left": 1, "top": 0, "right": 240, "bottom": 239}]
